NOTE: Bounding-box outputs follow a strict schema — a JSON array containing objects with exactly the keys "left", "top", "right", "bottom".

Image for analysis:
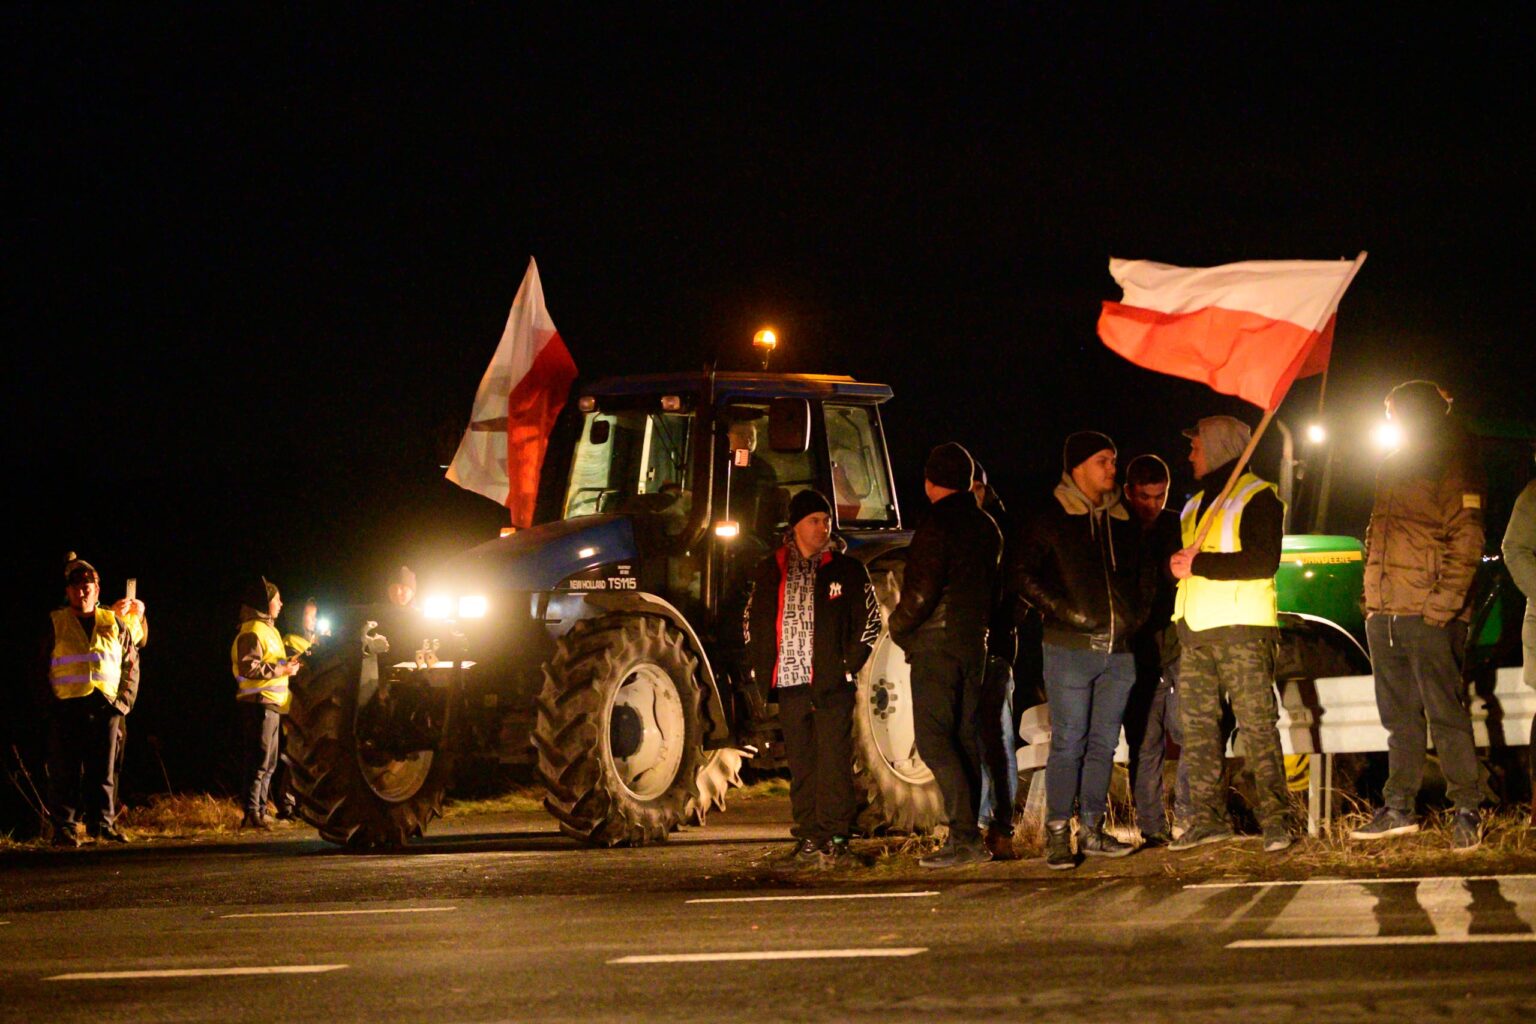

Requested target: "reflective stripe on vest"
[
  {"left": 49, "top": 608, "right": 123, "bottom": 701},
  {"left": 231, "top": 619, "right": 291, "bottom": 712},
  {"left": 1173, "top": 472, "right": 1281, "bottom": 631}
]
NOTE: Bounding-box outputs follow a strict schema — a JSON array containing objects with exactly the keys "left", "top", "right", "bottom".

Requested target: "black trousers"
[
  {"left": 777, "top": 686, "right": 857, "bottom": 844},
  {"left": 976, "top": 655, "right": 1015, "bottom": 832},
  {"left": 239, "top": 702, "right": 281, "bottom": 816},
  {"left": 47, "top": 694, "right": 121, "bottom": 831},
  {"left": 1123, "top": 654, "right": 1177, "bottom": 835},
  {"left": 910, "top": 648, "right": 985, "bottom": 845}
]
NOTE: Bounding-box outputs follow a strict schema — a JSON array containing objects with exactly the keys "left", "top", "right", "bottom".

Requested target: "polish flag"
[
  {"left": 447, "top": 257, "right": 578, "bottom": 528},
  {"left": 1097, "top": 253, "right": 1366, "bottom": 410}
]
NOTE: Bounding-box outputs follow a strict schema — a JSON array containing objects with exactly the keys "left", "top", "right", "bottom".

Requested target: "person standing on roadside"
[
  {"left": 1120, "top": 454, "right": 1183, "bottom": 846},
  {"left": 1168, "top": 416, "right": 1293, "bottom": 855},
  {"left": 232, "top": 577, "right": 301, "bottom": 830},
  {"left": 744, "top": 490, "right": 881, "bottom": 864},
  {"left": 889, "top": 443, "right": 1001, "bottom": 868},
  {"left": 1012, "top": 432, "right": 1151, "bottom": 869},
  {"left": 1501, "top": 455, "right": 1536, "bottom": 825},
  {"left": 971, "top": 463, "right": 1019, "bottom": 860},
  {"left": 41, "top": 555, "right": 140, "bottom": 845},
  {"left": 273, "top": 597, "right": 325, "bottom": 821},
  {"left": 1351, "top": 381, "right": 1487, "bottom": 850}
]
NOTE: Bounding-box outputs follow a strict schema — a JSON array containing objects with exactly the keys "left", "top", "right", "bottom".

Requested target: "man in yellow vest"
[
  {"left": 43, "top": 556, "right": 141, "bottom": 846},
  {"left": 271, "top": 597, "right": 324, "bottom": 821},
  {"left": 232, "top": 577, "right": 301, "bottom": 830},
  {"left": 1167, "top": 416, "right": 1293, "bottom": 854}
]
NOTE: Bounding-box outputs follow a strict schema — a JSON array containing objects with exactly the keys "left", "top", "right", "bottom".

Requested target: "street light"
[{"left": 753, "top": 328, "right": 777, "bottom": 370}]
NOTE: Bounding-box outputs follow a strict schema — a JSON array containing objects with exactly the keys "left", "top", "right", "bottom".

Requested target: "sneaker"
[
  {"left": 89, "top": 824, "right": 132, "bottom": 845},
  {"left": 1080, "top": 821, "right": 1135, "bottom": 858},
  {"left": 820, "top": 835, "right": 852, "bottom": 862},
  {"left": 1262, "top": 822, "right": 1293, "bottom": 853},
  {"left": 1169, "top": 822, "right": 1236, "bottom": 852},
  {"left": 919, "top": 839, "right": 991, "bottom": 869},
  {"left": 1044, "top": 819, "right": 1076, "bottom": 870},
  {"left": 1140, "top": 829, "right": 1175, "bottom": 849},
  {"left": 983, "top": 827, "right": 1018, "bottom": 861},
  {"left": 1450, "top": 810, "right": 1481, "bottom": 851},
  {"left": 1349, "top": 807, "right": 1419, "bottom": 840},
  {"left": 792, "top": 837, "right": 822, "bottom": 863}
]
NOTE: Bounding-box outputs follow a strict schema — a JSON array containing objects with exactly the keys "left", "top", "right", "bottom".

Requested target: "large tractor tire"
[
  {"left": 852, "top": 569, "right": 945, "bottom": 833},
  {"left": 284, "top": 645, "right": 455, "bottom": 849},
  {"left": 534, "top": 614, "right": 706, "bottom": 846}
]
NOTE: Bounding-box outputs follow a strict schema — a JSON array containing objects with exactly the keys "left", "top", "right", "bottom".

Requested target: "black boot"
[
  {"left": 1044, "top": 819, "right": 1076, "bottom": 870},
  {"left": 1080, "top": 816, "right": 1134, "bottom": 858}
]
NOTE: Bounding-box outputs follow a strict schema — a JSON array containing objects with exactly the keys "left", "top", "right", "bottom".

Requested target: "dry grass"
[
  {"left": 118, "top": 793, "right": 248, "bottom": 837},
  {"left": 442, "top": 787, "right": 547, "bottom": 817}
]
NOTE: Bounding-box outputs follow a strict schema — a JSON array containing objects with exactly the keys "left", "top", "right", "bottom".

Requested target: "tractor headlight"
[
  {"left": 457, "top": 595, "right": 488, "bottom": 619},
  {"left": 423, "top": 594, "right": 453, "bottom": 620}
]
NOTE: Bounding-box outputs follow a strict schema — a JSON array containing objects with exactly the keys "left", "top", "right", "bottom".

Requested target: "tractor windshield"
[{"left": 563, "top": 409, "right": 696, "bottom": 535}]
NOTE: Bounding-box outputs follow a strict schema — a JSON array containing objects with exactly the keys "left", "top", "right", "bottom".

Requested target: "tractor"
[{"left": 284, "top": 371, "right": 944, "bottom": 847}]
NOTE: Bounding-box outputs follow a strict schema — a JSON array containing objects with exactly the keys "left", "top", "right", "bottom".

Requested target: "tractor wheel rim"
[
  {"left": 865, "top": 637, "right": 933, "bottom": 786},
  {"left": 607, "top": 662, "right": 686, "bottom": 802}
]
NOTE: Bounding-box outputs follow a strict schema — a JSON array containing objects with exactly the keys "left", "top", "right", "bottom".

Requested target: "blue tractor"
[{"left": 286, "top": 372, "right": 944, "bottom": 847}]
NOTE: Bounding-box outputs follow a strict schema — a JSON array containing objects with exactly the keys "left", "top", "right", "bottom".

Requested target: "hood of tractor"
[
  {"left": 1277, "top": 533, "right": 1366, "bottom": 637},
  {"left": 440, "top": 515, "right": 639, "bottom": 594}
]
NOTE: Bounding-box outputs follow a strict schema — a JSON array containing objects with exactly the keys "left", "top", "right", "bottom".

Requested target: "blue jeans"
[
  {"left": 1043, "top": 643, "right": 1136, "bottom": 823},
  {"left": 977, "top": 656, "right": 1017, "bottom": 830}
]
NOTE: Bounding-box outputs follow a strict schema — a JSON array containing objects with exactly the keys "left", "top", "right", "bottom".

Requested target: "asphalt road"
[{"left": 3, "top": 802, "right": 1534, "bottom": 1023}]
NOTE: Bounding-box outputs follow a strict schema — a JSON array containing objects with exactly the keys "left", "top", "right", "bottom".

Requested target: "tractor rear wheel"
[
  {"left": 685, "top": 747, "right": 747, "bottom": 826},
  {"left": 284, "top": 645, "right": 454, "bottom": 848},
  {"left": 534, "top": 615, "right": 706, "bottom": 846}
]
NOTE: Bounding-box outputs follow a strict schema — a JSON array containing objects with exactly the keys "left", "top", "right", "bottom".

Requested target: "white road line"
[
  {"left": 1187, "top": 874, "right": 1536, "bottom": 890},
  {"left": 47, "top": 965, "right": 348, "bottom": 981},
  {"left": 685, "top": 891, "right": 939, "bottom": 905},
  {"left": 610, "top": 947, "right": 927, "bottom": 964},
  {"left": 1228, "top": 935, "right": 1536, "bottom": 950},
  {"left": 221, "top": 906, "right": 457, "bottom": 919}
]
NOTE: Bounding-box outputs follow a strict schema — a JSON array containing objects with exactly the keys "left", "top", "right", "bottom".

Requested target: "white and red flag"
[
  {"left": 1096, "top": 253, "right": 1366, "bottom": 410},
  {"left": 446, "top": 257, "right": 578, "bottom": 527}
]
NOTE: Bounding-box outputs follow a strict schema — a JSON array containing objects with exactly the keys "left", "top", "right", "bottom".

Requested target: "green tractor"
[{"left": 285, "top": 372, "right": 944, "bottom": 847}]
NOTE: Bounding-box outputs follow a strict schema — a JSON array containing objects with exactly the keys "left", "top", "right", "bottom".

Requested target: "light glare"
[
  {"left": 458, "top": 595, "right": 488, "bottom": 619},
  {"left": 423, "top": 594, "right": 452, "bottom": 620},
  {"left": 1373, "top": 421, "right": 1404, "bottom": 450},
  {"left": 1306, "top": 423, "right": 1327, "bottom": 444}
]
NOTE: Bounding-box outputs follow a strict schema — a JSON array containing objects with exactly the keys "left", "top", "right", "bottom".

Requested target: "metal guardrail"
[{"left": 1015, "top": 664, "right": 1534, "bottom": 837}]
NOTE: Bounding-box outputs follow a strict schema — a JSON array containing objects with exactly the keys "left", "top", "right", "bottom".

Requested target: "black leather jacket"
[
  {"left": 889, "top": 491, "right": 1002, "bottom": 660},
  {"left": 1009, "top": 479, "right": 1153, "bottom": 654}
]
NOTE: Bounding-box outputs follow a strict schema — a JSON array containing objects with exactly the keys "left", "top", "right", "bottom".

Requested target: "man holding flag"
[{"left": 1098, "top": 251, "right": 1366, "bottom": 854}]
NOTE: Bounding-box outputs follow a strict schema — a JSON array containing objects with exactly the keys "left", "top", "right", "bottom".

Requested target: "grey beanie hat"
[{"left": 1182, "top": 415, "right": 1252, "bottom": 471}]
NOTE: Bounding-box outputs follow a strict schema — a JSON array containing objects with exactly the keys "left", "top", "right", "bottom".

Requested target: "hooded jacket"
[
  {"left": 888, "top": 490, "right": 1002, "bottom": 660},
  {"left": 1364, "top": 429, "right": 1485, "bottom": 624},
  {"left": 744, "top": 539, "right": 881, "bottom": 700},
  {"left": 1009, "top": 473, "right": 1153, "bottom": 653}
]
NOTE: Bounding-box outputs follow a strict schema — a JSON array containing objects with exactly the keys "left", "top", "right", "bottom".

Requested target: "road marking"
[
  {"left": 1187, "top": 874, "right": 1536, "bottom": 890},
  {"left": 1228, "top": 935, "right": 1536, "bottom": 950},
  {"left": 47, "top": 965, "right": 348, "bottom": 981},
  {"left": 610, "top": 947, "right": 927, "bottom": 964},
  {"left": 685, "top": 891, "right": 939, "bottom": 905},
  {"left": 221, "top": 906, "right": 457, "bottom": 919}
]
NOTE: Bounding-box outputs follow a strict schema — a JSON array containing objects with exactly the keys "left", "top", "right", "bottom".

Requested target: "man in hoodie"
[
  {"left": 232, "top": 577, "right": 301, "bottom": 830},
  {"left": 1012, "top": 432, "right": 1151, "bottom": 869},
  {"left": 744, "top": 490, "right": 881, "bottom": 863},
  {"left": 889, "top": 443, "right": 1002, "bottom": 868},
  {"left": 1168, "top": 415, "right": 1292, "bottom": 853},
  {"left": 1351, "top": 381, "right": 1486, "bottom": 849}
]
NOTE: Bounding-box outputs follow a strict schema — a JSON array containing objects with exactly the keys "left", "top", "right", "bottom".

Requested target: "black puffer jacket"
[
  {"left": 743, "top": 544, "right": 881, "bottom": 700},
  {"left": 888, "top": 491, "right": 1002, "bottom": 660},
  {"left": 1009, "top": 475, "right": 1153, "bottom": 653}
]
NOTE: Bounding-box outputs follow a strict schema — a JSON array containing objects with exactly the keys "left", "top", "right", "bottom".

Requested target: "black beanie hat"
[
  {"left": 787, "top": 488, "right": 832, "bottom": 528},
  {"left": 1386, "top": 380, "right": 1451, "bottom": 424},
  {"left": 242, "top": 576, "right": 278, "bottom": 612},
  {"left": 1063, "top": 431, "right": 1116, "bottom": 473},
  {"left": 924, "top": 442, "right": 974, "bottom": 491}
]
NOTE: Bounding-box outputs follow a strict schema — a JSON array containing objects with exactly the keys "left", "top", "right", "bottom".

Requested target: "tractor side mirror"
[
  {"left": 589, "top": 419, "right": 611, "bottom": 445},
  {"left": 768, "top": 397, "right": 810, "bottom": 453}
]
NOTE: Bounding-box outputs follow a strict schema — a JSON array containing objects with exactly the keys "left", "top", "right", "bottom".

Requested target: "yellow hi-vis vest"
[
  {"left": 1173, "top": 472, "right": 1281, "bottom": 632},
  {"left": 231, "top": 619, "right": 292, "bottom": 713},
  {"left": 49, "top": 607, "right": 124, "bottom": 702}
]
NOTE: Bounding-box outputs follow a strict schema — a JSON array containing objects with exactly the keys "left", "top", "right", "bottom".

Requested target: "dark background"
[{"left": 5, "top": 7, "right": 1532, "bottom": 814}]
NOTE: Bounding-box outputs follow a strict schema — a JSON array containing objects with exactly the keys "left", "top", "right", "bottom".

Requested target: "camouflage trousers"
[{"left": 1178, "top": 639, "right": 1291, "bottom": 830}]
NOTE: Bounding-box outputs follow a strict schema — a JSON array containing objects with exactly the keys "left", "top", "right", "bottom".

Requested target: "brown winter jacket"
[{"left": 1363, "top": 433, "right": 1485, "bottom": 624}]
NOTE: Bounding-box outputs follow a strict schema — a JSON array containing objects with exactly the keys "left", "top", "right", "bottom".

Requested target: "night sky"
[{"left": 6, "top": 8, "right": 1532, "bottom": 797}]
